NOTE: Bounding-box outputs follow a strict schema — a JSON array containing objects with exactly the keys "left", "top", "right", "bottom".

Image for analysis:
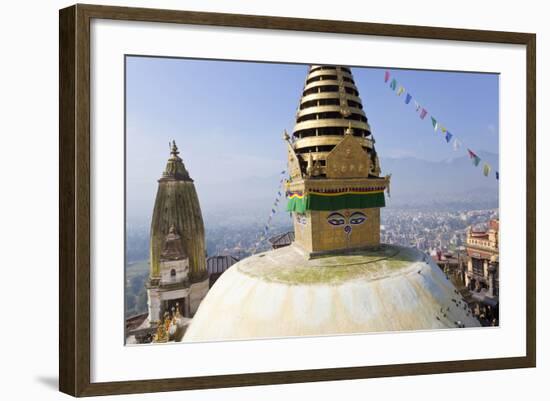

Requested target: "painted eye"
[
  {"left": 327, "top": 212, "right": 346, "bottom": 226},
  {"left": 328, "top": 218, "right": 345, "bottom": 226},
  {"left": 349, "top": 212, "right": 367, "bottom": 225}
]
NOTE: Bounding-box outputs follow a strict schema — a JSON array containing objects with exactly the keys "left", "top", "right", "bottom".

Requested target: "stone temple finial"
[
  {"left": 170, "top": 140, "right": 179, "bottom": 157},
  {"left": 161, "top": 139, "right": 190, "bottom": 181}
]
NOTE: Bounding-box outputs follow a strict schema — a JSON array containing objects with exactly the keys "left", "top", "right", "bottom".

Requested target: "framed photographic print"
[{"left": 59, "top": 4, "right": 536, "bottom": 397}]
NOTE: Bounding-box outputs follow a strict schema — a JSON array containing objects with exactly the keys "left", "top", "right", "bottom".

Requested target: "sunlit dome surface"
[{"left": 183, "top": 244, "right": 480, "bottom": 341}]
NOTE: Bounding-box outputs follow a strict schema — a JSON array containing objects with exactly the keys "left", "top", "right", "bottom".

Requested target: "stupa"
[{"left": 183, "top": 65, "right": 480, "bottom": 341}]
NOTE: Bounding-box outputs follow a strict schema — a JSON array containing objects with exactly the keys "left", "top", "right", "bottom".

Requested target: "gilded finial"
[{"left": 283, "top": 129, "right": 290, "bottom": 142}]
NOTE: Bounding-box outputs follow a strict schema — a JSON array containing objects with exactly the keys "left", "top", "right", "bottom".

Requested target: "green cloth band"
[{"left": 286, "top": 192, "right": 385, "bottom": 213}]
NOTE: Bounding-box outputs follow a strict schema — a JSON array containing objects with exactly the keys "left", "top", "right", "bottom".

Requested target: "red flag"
[
  {"left": 384, "top": 71, "right": 390, "bottom": 83},
  {"left": 467, "top": 149, "right": 481, "bottom": 166},
  {"left": 420, "top": 108, "right": 428, "bottom": 119}
]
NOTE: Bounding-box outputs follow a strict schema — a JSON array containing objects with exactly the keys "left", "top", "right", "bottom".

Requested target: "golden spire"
[{"left": 289, "top": 65, "right": 378, "bottom": 179}]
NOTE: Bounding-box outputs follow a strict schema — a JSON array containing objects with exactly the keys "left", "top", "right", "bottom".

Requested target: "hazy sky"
[{"left": 126, "top": 56, "right": 498, "bottom": 223}]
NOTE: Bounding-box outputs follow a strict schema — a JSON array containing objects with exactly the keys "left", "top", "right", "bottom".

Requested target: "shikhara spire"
[{"left": 150, "top": 141, "right": 206, "bottom": 280}]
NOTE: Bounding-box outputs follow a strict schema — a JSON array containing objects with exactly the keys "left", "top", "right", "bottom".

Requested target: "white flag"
[{"left": 453, "top": 138, "right": 461, "bottom": 151}]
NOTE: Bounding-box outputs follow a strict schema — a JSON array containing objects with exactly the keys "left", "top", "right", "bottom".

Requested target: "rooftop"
[{"left": 206, "top": 255, "right": 240, "bottom": 275}]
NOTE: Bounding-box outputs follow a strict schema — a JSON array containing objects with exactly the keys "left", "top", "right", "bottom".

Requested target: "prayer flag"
[
  {"left": 414, "top": 101, "right": 421, "bottom": 112},
  {"left": 483, "top": 163, "right": 491, "bottom": 177},
  {"left": 468, "top": 149, "right": 481, "bottom": 166},
  {"left": 453, "top": 138, "right": 461, "bottom": 151},
  {"left": 431, "top": 116, "right": 438, "bottom": 131},
  {"left": 390, "top": 78, "right": 397, "bottom": 90},
  {"left": 384, "top": 71, "right": 390, "bottom": 83},
  {"left": 445, "top": 131, "right": 453, "bottom": 143},
  {"left": 397, "top": 86, "right": 405, "bottom": 96},
  {"left": 405, "top": 93, "right": 412, "bottom": 104},
  {"left": 420, "top": 108, "right": 428, "bottom": 119},
  {"left": 441, "top": 126, "right": 447, "bottom": 133},
  {"left": 496, "top": 171, "right": 499, "bottom": 180}
]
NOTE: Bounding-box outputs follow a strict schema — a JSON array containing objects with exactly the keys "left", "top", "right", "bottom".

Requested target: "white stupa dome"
[{"left": 183, "top": 244, "right": 479, "bottom": 342}]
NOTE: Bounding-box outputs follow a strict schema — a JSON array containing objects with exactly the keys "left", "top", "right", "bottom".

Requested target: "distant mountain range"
[
  {"left": 197, "top": 151, "right": 499, "bottom": 216},
  {"left": 380, "top": 150, "right": 499, "bottom": 208}
]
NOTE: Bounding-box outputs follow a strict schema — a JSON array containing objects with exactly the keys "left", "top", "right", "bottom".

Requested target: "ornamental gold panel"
[{"left": 325, "top": 134, "right": 371, "bottom": 179}]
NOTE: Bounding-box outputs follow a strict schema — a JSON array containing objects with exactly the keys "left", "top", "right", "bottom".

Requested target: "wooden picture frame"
[{"left": 59, "top": 3, "right": 536, "bottom": 397}]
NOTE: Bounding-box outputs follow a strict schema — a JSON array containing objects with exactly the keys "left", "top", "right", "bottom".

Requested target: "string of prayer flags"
[
  {"left": 483, "top": 163, "right": 491, "bottom": 177},
  {"left": 383, "top": 70, "right": 497, "bottom": 181},
  {"left": 468, "top": 149, "right": 481, "bottom": 166},
  {"left": 253, "top": 169, "right": 287, "bottom": 254}
]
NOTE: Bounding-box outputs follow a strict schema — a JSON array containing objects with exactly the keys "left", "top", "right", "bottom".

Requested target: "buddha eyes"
[
  {"left": 327, "top": 212, "right": 366, "bottom": 226},
  {"left": 349, "top": 216, "right": 366, "bottom": 225},
  {"left": 349, "top": 212, "right": 366, "bottom": 225},
  {"left": 328, "top": 214, "right": 346, "bottom": 226}
]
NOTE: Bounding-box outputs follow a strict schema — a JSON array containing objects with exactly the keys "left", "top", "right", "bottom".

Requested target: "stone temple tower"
[
  {"left": 147, "top": 141, "right": 209, "bottom": 322},
  {"left": 285, "top": 65, "right": 391, "bottom": 254}
]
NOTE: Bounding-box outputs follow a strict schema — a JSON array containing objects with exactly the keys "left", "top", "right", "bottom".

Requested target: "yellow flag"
[{"left": 483, "top": 163, "right": 491, "bottom": 177}]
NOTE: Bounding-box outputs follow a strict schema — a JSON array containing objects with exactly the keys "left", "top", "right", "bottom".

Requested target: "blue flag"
[
  {"left": 405, "top": 93, "right": 412, "bottom": 104},
  {"left": 445, "top": 131, "right": 453, "bottom": 143}
]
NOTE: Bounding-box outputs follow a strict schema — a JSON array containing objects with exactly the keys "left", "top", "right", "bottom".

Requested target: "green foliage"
[{"left": 125, "top": 260, "right": 149, "bottom": 317}]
